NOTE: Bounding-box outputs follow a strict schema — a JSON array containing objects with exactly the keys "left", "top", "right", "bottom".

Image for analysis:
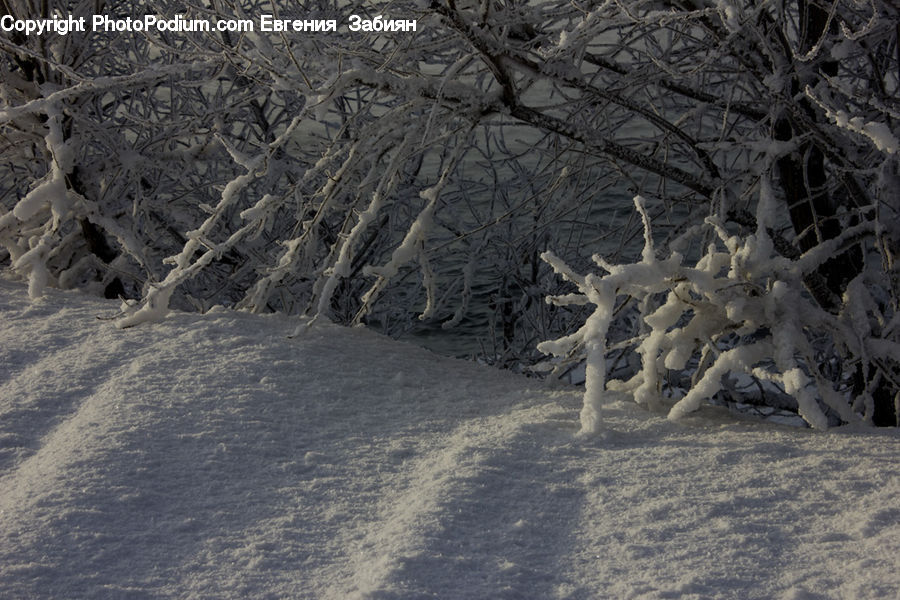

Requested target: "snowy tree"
[
  {"left": 2, "top": 0, "right": 897, "bottom": 427},
  {"left": 1, "top": 0, "right": 266, "bottom": 303}
]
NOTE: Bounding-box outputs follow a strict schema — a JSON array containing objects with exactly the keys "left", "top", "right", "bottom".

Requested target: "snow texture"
[
  {"left": 813, "top": 100, "right": 899, "bottom": 155},
  {"left": 1, "top": 279, "right": 899, "bottom": 599}
]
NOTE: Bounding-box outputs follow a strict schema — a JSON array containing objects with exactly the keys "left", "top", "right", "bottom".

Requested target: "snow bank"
[{"left": 1, "top": 280, "right": 898, "bottom": 599}]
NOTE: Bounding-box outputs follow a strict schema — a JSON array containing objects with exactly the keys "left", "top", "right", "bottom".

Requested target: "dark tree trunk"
[
  {"left": 773, "top": 0, "right": 895, "bottom": 425},
  {"left": 69, "top": 167, "right": 125, "bottom": 299}
]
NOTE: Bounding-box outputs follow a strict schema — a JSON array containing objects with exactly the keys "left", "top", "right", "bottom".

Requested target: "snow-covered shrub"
[
  {"left": 539, "top": 187, "right": 898, "bottom": 432},
  {"left": 0, "top": 0, "right": 300, "bottom": 306}
]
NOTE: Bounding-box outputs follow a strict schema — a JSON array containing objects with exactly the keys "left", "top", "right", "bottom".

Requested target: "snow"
[
  {"left": 1, "top": 278, "right": 899, "bottom": 599},
  {"left": 12, "top": 169, "right": 64, "bottom": 223},
  {"left": 820, "top": 106, "right": 899, "bottom": 155}
]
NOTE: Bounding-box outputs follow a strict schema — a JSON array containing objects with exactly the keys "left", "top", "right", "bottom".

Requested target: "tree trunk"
[{"left": 774, "top": 0, "right": 895, "bottom": 425}]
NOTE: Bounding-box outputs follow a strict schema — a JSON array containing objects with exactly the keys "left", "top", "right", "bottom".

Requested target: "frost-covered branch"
[{"left": 540, "top": 185, "right": 895, "bottom": 432}]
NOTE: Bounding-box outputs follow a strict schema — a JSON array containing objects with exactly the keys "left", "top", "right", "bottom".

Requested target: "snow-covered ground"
[{"left": 1, "top": 279, "right": 898, "bottom": 599}]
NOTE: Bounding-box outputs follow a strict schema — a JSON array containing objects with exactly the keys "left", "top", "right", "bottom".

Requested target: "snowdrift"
[{"left": 1, "top": 279, "right": 898, "bottom": 599}]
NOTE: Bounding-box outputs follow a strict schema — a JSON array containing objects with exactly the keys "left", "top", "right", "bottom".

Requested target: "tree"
[{"left": 2, "top": 0, "right": 897, "bottom": 427}]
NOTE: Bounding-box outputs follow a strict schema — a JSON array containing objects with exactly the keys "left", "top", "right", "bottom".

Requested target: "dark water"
[{"left": 396, "top": 181, "right": 638, "bottom": 358}]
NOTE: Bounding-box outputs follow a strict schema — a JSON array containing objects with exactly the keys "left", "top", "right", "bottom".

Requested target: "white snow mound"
[{"left": 1, "top": 279, "right": 898, "bottom": 599}]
